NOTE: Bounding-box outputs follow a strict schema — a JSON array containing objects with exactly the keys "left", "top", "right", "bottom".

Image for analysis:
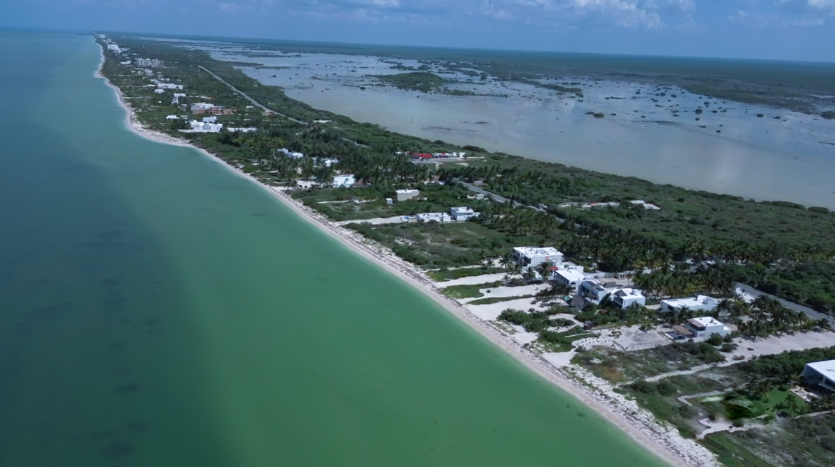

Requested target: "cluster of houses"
[
  {"left": 136, "top": 58, "right": 164, "bottom": 68},
  {"left": 191, "top": 103, "right": 234, "bottom": 115},
  {"left": 558, "top": 200, "right": 661, "bottom": 211},
  {"left": 409, "top": 152, "right": 467, "bottom": 160},
  {"left": 400, "top": 207, "right": 479, "bottom": 223},
  {"left": 511, "top": 246, "right": 736, "bottom": 340}
]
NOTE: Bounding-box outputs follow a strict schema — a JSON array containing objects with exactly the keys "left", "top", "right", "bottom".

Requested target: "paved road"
[
  {"left": 197, "top": 66, "right": 308, "bottom": 125},
  {"left": 736, "top": 283, "right": 834, "bottom": 326}
]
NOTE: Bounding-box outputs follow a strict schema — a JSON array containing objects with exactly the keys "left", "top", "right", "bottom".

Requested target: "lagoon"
[{"left": 210, "top": 46, "right": 835, "bottom": 209}]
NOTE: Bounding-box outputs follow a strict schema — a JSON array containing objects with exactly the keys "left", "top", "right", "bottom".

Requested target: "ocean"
[{"left": 0, "top": 31, "right": 668, "bottom": 466}]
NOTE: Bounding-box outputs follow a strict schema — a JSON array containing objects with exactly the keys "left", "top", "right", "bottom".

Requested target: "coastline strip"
[{"left": 95, "top": 44, "right": 716, "bottom": 467}]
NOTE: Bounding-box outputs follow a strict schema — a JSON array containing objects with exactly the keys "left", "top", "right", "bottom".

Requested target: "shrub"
[
  {"left": 720, "top": 343, "right": 738, "bottom": 353},
  {"left": 706, "top": 333, "right": 724, "bottom": 346},
  {"left": 629, "top": 380, "right": 656, "bottom": 394},
  {"left": 657, "top": 380, "right": 676, "bottom": 396},
  {"left": 808, "top": 206, "right": 830, "bottom": 214}
]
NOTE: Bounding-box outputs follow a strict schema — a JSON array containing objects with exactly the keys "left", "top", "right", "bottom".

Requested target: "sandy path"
[{"left": 96, "top": 45, "right": 717, "bottom": 467}]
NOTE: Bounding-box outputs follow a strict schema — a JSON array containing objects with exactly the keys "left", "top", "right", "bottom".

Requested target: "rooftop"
[
  {"left": 806, "top": 360, "right": 835, "bottom": 379},
  {"left": 513, "top": 246, "right": 562, "bottom": 258},
  {"left": 688, "top": 316, "right": 726, "bottom": 329},
  {"left": 662, "top": 295, "right": 718, "bottom": 308}
]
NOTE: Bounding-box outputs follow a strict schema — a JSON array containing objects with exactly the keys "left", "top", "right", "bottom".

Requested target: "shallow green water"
[{"left": 0, "top": 31, "right": 668, "bottom": 467}]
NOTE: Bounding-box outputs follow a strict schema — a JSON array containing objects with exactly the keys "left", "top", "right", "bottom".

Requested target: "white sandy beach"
[{"left": 96, "top": 48, "right": 719, "bottom": 467}]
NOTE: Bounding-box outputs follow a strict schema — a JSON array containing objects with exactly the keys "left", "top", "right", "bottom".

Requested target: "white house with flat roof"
[
  {"left": 660, "top": 295, "right": 720, "bottom": 313},
  {"left": 333, "top": 174, "right": 356, "bottom": 187},
  {"left": 612, "top": 288, "right": 646, "bottom": 309},
  {"left": 185, "top": 120, "right": 223, "bottom": 133},
  {"left": 579, "top": 279, "right": 646, "bottom": 309},
  {"left": 552, "top": 268, "right": 586, "bottom": 291},
  {"left": 512, "top": 247, "right": 564, "bottom": 269},
  {"left": 801, "top": 360, "right": 835, "bottom": 392},
  {"left": 450, "top": 207, "right": 477, "bottom": 221},
  {"left": 417, "top": 212, "right": 452, "bottom": 222},
  {"left": 681, "top": 317, "right": 732, "bottom": 339},
  {"left": 395, "top": 189, "right": 419, "bottom": 202}
]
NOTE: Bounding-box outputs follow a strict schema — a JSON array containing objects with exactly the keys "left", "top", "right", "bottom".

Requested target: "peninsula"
[{"left": 97, "top": 33, "right": 835, "bottom": 467}]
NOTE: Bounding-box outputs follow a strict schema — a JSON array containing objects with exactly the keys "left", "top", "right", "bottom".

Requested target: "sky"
[{"left": 4, "top": 0, "right": 835, "bottom": 61}]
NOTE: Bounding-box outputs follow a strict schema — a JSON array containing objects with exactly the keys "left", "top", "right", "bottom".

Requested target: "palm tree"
[{"left": 536, "top": 261, "right": 553, "bottom": 283}]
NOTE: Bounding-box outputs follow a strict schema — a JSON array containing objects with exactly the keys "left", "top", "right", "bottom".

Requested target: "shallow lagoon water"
[
  {"left": 0, "top": 32, "right": 669, "bottom": 466},
  {"left": 212, "top": 47, "right": 835, "bottom": 208}
]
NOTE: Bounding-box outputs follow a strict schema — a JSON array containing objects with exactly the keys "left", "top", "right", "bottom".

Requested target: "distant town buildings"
[
  {"left": 136, "top": 58, "right": 164, "bottom": 68},
  {"left": 157, "top": 83, "right": 183, "bottom": 90},
  {"left": 107, "top": 44, "right": 122, "bottom": 54}
]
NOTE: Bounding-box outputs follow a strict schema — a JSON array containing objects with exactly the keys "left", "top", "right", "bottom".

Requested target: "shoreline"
[{"left": 95, "top": 46, "right": 717, "bottom": 467}]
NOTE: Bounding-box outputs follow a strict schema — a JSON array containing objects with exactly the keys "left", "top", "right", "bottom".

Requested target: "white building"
[
  {"left": 629, "top": 200, "right": 661, "bottom": 210},
  {"left": 801, "top": 360, "right": 835, "bottom": 392},
  {"left": 680, "top": 317, "right": 732, "bottom": 339},
  {"left": 578, "top": 279, "right": 646, "bottom": 309},
  {"left": 191, "top": 103, "right": 215, "bottom": 112},
  {"left": 154, "top": 88, "right": 165, "bottom": 94},
  {"left": 226, "top": 127, "right": 257, "bottom": 133},
  {"left": 157, "top": 83, "right": 183, "bottom": 90},
  {"left": 278, "top": 148, "right": 304, "bottom": 159},
  {"left": 202, "top": 116, "right": 217, "bottom": 123},
  {"left": 512, "top": 247, "right": 564, "bottom": 269},
  {"left": 185, "top": 120, "right": 223, "bottom": 133},
  {"left": 107, "top": 44, "right": 121, "bottom": 53},
  {"left": 333, "top": 174, "right": 356, "bottom": 187},
  {"left": 552, "top": 268, "right": 586, "bottom": 291},
  {"left": 396, "top": 189, "right": 419, "bottom": 202},
  {"left": 450, "top": 207, "right": 478, "bottom": 221},
  {"left": 660, "top": 295, "right": 720, "bottom": 313},
  {"left": 165, "top": 115, "right": 179, "bottom": 120},
  {"left": 417, "top": 212, "right": 453, "bottom": 222},
  {"left": 612, "top": 289, "right": 646, "bottom": 309}
]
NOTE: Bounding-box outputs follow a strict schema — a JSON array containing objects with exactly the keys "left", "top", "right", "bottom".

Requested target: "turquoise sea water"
[{"left": 0, "top": 31, "right": 668, "bottom": 466}]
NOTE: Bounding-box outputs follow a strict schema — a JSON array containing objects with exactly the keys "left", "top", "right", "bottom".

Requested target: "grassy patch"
[
  {"left": 468, "top": 295, "right": 535, "bottom": 305},
  {"left": 427, "top": 267, "right": 505, "bottom": 282},
  {"left": 442, "top": 281, "right": 503, "bottom": 299}
]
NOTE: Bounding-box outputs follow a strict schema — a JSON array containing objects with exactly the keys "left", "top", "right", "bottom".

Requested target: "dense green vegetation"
[{"left": 718, "top": 262, "right": 835, "bottom": 313}]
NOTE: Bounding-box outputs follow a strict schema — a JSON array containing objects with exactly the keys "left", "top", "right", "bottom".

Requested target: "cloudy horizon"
[{"left": 4, "top": 0, "right": 835, "bottom": 62}]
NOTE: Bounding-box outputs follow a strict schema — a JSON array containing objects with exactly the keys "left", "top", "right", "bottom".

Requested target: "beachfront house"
[
  {"left": 396, "top": 189, "right": 420, "bottom": 202},
  {"left": 512, "top": 247, "right": 564, "bottom": 269},
  {"left": 333, "top": 174, "right": 356, "bottom": 188},
  {"left": 612, "top": 289, "right": 647, "bottom": 309},
  {"left": 660, "top": 295, "right": 720, "bottom": 313},
  {"left": 450, "top": 207, "right": 477, "bottom": 221},
  {"left": 578, "top": 279, "right": 646, "bottom": 309},
  {"left": 552, "top": 268, "right": 586, "bottom": 292},
  {"left": 801, "top": 360, "right": 835, "bottom": 392},
  {"left": 186, "top": 120, "right": 223, "bottom": 133},
  {"left": 674, "top": 317, "right": 732, "bottom": 340}
]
